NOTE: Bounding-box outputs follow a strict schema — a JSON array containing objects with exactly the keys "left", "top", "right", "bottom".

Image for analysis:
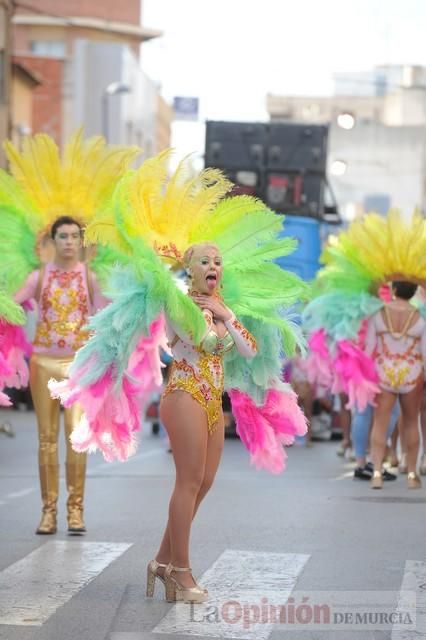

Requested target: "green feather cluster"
[
  {"left": 303, "top": 292, "right": 383, "bottom": 341},
  {"left": 0, "top": 204, "right": 39, "bottom": 295},
  {"left": 73, "top": 243, "right": 206, "bottom": 385},
  {"left": 224, "top": 315, "right": 293, "bottom": 403},
  {"left": 0, "top": 290, "right": 26, "bottom": 325},
  {"left": 207, "top": 198, "right": 309, "bottom": 355}
]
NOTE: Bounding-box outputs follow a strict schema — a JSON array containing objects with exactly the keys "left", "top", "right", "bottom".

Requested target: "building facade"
[
  {"left": 11, "top": 59, "right": 40, "bottom": 146},
  {"left": 0, "top": 0, "right": 13, "bottom": 167},
  {"left": 10, "top": 0, "right": 172, "bottom": 151},
  {"left": 267, "top": 65, "right": 426, "bottom": 219}
]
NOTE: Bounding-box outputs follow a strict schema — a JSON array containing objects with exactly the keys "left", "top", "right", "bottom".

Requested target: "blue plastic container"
[{"left": 276, "top": 216, "right": 321, "bottom": 281}]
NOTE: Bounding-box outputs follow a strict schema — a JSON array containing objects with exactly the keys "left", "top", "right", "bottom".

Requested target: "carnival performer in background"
[
  {"left": 50, "top": 150, "right": 309, "bottom": 603},
  {"left": 366, "top": 281, "right": 426, "bottom": 489},
  {"left": 303, "top": 210, "right": 426, "bottom": 488},
  {"left": 0, "top": 131, "right": 139, "bottom": 534}
]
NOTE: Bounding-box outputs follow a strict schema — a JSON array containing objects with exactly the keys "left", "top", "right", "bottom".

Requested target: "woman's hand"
[{"left": 193, "top": 295, "right": 232, "bottom": 322}]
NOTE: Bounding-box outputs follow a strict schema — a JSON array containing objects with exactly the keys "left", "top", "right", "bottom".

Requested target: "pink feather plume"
[
  {"left": 0, "top": 321, "right": 32, "bottom": 402},
  {"left": 305, "top": 329, "right": 333, "bottom": 395},
  {"left": 49, "top": 315, "right": 168, "bottom": 461},
  {"left": 229, "top": 388, "right": 308, "bottom": 474},
  {"left": 332, "top": 340, "right": 379, "bottom": 410}
]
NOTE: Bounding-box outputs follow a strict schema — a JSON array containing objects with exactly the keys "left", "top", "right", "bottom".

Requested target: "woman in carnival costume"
[
  {"left": 50, "top": 150, "right": 309, "bottom": 603},
  {"left": 0, "top": 130, "right": 139, "bottom": 534},
  {"left": 303, "top": 210, "right": 426, "bottom": 490},
  {"left": 366, "top": 280, "right": 426, "bottom": 489}
]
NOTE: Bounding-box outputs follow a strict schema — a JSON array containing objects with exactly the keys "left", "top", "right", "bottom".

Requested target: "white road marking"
[
  {"left": 392, "top": 560, "right": 426, "bottom": 638},
  {"left": 152, "top": 549, "right": 310, "bottom": 639},
  {"left": 6, "top": 488, "right": 36, "bottom": 499},
  {"left": 0, "top": 486, "right": 37, "bottom": 508},
  {"left": 0, "top": 540, "right": 132, "bottom": 626},
  {"left": 331, "top": 470, "right": 354, "bottom": 481}
]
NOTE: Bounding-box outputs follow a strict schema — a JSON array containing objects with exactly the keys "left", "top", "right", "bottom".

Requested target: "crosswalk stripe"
[
  {"left": 152, "top": 549, "right": 310, "bottom": 640},
  {"left": 5, "top": 488, "right": 36, "bottom": 499},
  {"left": 392, "top": 560, "right": 426, "bottom": 638},
  {"left": 0, "top": 541, "right": 132, "bottom": 626}
]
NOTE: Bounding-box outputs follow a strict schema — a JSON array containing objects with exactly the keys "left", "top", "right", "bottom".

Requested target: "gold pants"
[{"left": 30, "top": 353, "right": 86, "bottom": 516}]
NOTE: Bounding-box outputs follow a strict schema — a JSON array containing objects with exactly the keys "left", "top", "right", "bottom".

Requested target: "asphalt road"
[{"left": 0, "top": 407, "right": 424, "bottom": 640}]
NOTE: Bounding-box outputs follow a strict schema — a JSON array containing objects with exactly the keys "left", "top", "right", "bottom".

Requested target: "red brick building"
[{"left": 12, "top": 0, "right": 164, "bottom": 146}]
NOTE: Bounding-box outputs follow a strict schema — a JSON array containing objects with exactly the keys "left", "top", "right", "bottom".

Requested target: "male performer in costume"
[{"left": 14, "top": 216, "right": 106, "bottom": 534}]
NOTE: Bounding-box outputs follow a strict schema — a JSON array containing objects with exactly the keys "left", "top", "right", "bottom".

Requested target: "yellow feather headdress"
[
  {"left": 320, "top": 209, "right": 426, "bottom": 291},
  {"left": 2, "top": 128, "right": 140, "bottom": 232},
  {"left": 84, "top": 148, "right": 263, "bottom": 263}
]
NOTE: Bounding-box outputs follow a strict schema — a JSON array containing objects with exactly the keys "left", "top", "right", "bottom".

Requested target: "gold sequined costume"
[{"left": 163, "top": 311, "right": 257, "bottom": 433}]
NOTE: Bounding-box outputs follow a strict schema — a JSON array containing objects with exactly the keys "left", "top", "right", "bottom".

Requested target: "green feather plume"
[
  {"left": 0, "top": 290, "right": 26, "bottom": 325},
  {"left": 0, "top": 204, "right": 39, "bottom": 294}
]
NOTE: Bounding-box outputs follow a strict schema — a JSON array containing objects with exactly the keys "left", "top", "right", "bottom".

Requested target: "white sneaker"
[{"left": 344, "top": 447, "right": 356, "bottom": 462}]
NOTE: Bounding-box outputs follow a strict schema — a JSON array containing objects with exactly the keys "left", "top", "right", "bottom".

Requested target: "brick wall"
[
  {"left": 15, "top": 55, "right": 63, "bottom": 144},
  {"left": 15, "top": 0, "right": 141, "bottom": 25}
]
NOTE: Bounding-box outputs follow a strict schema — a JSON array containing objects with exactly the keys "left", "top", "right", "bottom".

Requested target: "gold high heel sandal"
[
  {"left": 164, "top": 564, "right": 208, "bottom": 604},
  {"left": 146, "top": 559, "right": 168, "bottom": 597},
  {"left": 399, "top": 453, "right": 408, "bottom": 474},
  {"left": 370, "top": 470, "right": 383, "bottom": 489},
  {"left": 407, "top": 472, "right": 422, "bottom": 489}
]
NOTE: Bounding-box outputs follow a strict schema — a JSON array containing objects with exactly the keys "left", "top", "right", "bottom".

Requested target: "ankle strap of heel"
[
  {"left": 166, "top": 564, "right": 191, "bottom": 574},
  {"left": 150, "top": 559, "right": 168, "bottom": 570}
]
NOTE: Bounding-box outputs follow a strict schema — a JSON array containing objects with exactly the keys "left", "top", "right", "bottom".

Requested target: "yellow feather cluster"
[
  {"left": 86, "top": 149, "right": 233, "bottom": 259},
  {"left": 327, "top": 209, "right": 426, "bottom": 286},
  {"left": 3, "top": 129, "right": 140, "bottom": 230}
]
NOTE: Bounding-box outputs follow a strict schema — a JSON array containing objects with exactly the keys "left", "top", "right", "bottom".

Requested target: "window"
[{"left": 30, "top": 41, "right": 66, "bottom": 57}]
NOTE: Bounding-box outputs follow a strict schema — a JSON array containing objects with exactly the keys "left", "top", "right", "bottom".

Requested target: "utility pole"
[{"left": 0, "top": 0, "right": 13, "bottom": 167}]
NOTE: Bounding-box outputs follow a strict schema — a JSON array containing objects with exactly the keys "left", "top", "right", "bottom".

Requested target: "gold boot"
[
  {"left": 164, "top": 564, "right": 208, "bottom": 604},
  {"left": 66, "top": 462, "right": 86, "bottom": 534},
  {"left": 36, "top": 464, "right": 59, "bottom": 534}
]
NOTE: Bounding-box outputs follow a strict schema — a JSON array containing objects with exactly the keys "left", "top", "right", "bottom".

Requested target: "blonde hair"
[{"left": 183, "top": 242, "right": 221, "bottom": 268}]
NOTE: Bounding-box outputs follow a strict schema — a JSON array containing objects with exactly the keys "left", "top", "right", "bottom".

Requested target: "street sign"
[{"left": 173, "top": 96, "right": 199, "bottom": 121}]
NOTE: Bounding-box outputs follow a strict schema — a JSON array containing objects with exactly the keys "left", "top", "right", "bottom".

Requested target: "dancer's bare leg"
[
  {"left": 193, "top": 411, "right": 224, "bottom": 516},
  {"left": 339, "top": 393, "right": 352, "bottom": 450},
  {"left": 399, "top": 383, "right": 422, "bottom": 474},
  {"left": 420, "top": 390, "right": 426, "bottom": 468},
  {"left": 371, "top": 391, "right": 397, "bottom": 473},
  {"left": 294, "top": 381, "right": 313, "bottom": 445},
  {"left": 388, "top": 415, "right": 400, "bottom": 466},
  {"left": 155, "top": 392, "right": 224, "bottom": 588},
  {"left": 155, "top": 410, "right": 224, "bottom": 566}
]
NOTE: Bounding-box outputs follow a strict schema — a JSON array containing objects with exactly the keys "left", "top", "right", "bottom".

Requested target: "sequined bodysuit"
[
  {"left": 14, "top": 262, "right": 106, "bottom": 355},
  {"left": 162, "top": 311, "right": 257, "bottom": 433},
  {"left": 365, "top": 306, "right": 426, "bottom": 393}
]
